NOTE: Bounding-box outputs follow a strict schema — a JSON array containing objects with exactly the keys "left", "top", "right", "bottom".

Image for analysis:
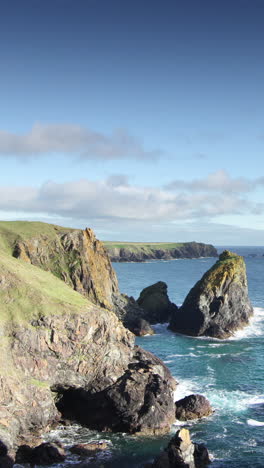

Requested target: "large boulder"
[
  {"left": 151, "top": 428, "right": 210, "bottom": 468},
  {"left": 137, "top": 281, "right": 178, "bottom": 324},
  {"left": 175, "top": 394, "right": 213, "bottom": 421},
  {"left": 56, "top": 346, "right": 176, "bottom": 435},
  {"left": 129, "top": 318, "right": 155, "bottom": 336},
  {"left": 169, "top": 250, "right": 253, "bottom": 338}
]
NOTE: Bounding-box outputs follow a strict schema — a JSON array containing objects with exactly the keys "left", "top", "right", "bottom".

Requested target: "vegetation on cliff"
[
  {"left": 104, "top": 240, "right": 218, "bottom": 262},
  {"left": 169, "top": 250, "right": 253, "bottom": 338},
  {"left": 0, "top": 221, "right": 176, "bottom": 450}
]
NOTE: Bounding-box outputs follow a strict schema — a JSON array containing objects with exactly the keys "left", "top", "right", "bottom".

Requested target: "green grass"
[
  {"left": 0, "top": 250, "right": 89, "bottom": 325},
  {"left": 103, "top": 242, "right": 184, "bottom": 252},
  {"left": 0, "top": 220, "right": 75, "bottom": 255}
]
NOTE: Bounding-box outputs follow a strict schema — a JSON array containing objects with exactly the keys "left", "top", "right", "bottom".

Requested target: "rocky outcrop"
[
  {"left": 175, "top": 395, "right": 213, "bottom": 421},
  {"left": 56, "top": 347, "right": 176, "bottom": 435},
  {"left": 104, "top": 241, "right": 218, "bottom": 262},
  {"left": 137, "top": 281, "right": 177, "bottom": 323},
  {"left": 12, "top": 226, "right": 119, "bottom": 309},
  {"left": 128, "top": 318, "right": 155, "bottom": 336},
  {"left": 169, "top": 250, "right": 253, "bottom": 338},
  {"left": 150, "top": 428, "right": 210, "bottom": 468},
  {"left": 0, "top": 245, "right": 176, "bottom": 448}
]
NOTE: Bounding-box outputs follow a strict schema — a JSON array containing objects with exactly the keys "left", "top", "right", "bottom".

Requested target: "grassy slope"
[
  {"left": 0, "top": 250, "right": 89, "bottom": 325},
  {"left": 0, "top": 221, "right": 75, "bottom": 255}
]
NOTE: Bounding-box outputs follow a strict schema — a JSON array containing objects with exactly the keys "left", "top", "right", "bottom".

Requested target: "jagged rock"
[
  {"left": 56, "top": 346, "right": 176, "bottom": 435},
  {"left": 137, "top": 281, "right": 178, "bottom": 323},
  {"left": 112, "top": 293, "right": 146, "bottom": 328},
  {"left": 105, "top": 242, "right": 218, "bottom": 262},
  {"left": 169, "top": 250, "right": 253, "bottom": 338},
  {"left": 69, "top": 441, "right": 109, "bottom": 456},
  {"left": 0, "top": 257, "right": 176, "bottom": 447},
  {"left": 30, "top": 441, "right": 66, "bottom": 465},
  {"left": 151, "top": 428, "right": 210, "bottom": 468},
  {"left": 13, "top": 226, "right": 119, "bottom": 309},
  {"left": 175, "top": 394, "right": 213, "bottom": 421},
  {"left": 129, "top": 318, "right": 155, "bottom": 336}
]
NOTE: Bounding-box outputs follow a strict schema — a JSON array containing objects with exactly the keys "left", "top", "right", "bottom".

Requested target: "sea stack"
[{"left": 169, "top": 250, "right": 253, "bottom": 338}]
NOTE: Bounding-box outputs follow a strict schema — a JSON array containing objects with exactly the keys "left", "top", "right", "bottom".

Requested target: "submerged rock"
[
  {"left": 151, "top": 428, "right": 210, "bottom": 468},
  {"left": 175, "top": 394, "right": 213, "bottom": 421},
  {"left": 169, "top": 250, "right": 253, "bottom": 338},
  {"left": 69, "top": 441, "right": 109, "bottom": 456},
  {"left": 137, "top": 281, "right": 178, "bottom": 324}
]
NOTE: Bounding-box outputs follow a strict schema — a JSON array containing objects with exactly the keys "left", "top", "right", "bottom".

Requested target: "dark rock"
[
  {"left": 129, "top": 318, "right": 155, "bottom": 336},
  {"left": 15, "top": 444, "right": 33, "bottom": 464},
  {"left": 0, "top": 441, "right": 13, "bottom": 468},
  {"left": 30, "top": 441, "right": 66, "bottom": 465},
  {"left": 169, "top": 250, "right": 253, "bottom": 338},
  {"left": 175, "top": 394, "right": 213, "bottom": 421},
  {"left": 137, "top": 281, "right": 178, "bottom": 323},
  {"left": 0, "top": 441, "right": 7, "bottom": 457},
  {"left": 56, "top": 346, "right": 176, "bottom": 435},
  {"left": 151, "top": 428, "right": 210, "bottom": 468},
  {"left": 69, "top": 441, "right": 109, "bottom": 456}
]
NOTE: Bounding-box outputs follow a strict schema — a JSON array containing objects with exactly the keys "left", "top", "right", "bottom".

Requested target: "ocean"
[{"left": 28, "top": 247, "right": 264, "bottom": 468}]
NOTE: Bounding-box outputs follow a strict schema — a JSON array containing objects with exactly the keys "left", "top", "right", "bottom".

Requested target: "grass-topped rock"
[
  {"left": 169, "top": 250, "right": 253, "bottom": 338},
  {"left": 104, "top": 241, "right": 217, "bottom": 262}
]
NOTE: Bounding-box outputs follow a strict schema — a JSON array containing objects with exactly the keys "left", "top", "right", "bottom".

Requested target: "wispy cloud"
[
  {"left": 0, "top": 123, "right": 161, "bottom": 160},
  {"left": 0, "top": 173, "right": 262, "bottom": 226},
  {"left": 166, "top": 169, "right": 262, "bottom": 193}
]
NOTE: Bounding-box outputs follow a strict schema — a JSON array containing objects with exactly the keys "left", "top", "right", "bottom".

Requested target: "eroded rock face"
[
  {"left": 151, "top": 428, "right": 210, "bottom": 468},
  {"left": 137, "top": 281, "right": 178, "bottom": 324},
  {"left": 0, "top": 285, "right": 134, "bottom": 448},
  {"left": 14, "top": 227, "right": 119, "bottom": 309},
  {"left": 56, "top": 346, "right": 176, "bottom": 435},
  {"left": 169, "top": 250, "right": 253, "bottom": 338},
  {"left": 175, "top": 394, "right": 213, "bottom": 421}
]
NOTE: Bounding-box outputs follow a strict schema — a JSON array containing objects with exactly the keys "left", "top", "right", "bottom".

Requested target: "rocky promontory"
[
  {"left": 169, "top": 250, "right": 253, "bottom": 338},
  {"left": 104, "top": 241, "right": 218, "bottom": 262},
  {"left": 0, "top": 221, "right": 176, "bottom": 450}
]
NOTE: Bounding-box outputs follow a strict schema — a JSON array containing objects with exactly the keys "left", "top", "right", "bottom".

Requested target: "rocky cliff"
[
  {"left": 104, "top": 241, "right": 218, "bottom": 262},
  {"left": 169, "top": 250, "right": 253, "bottom": 338},
  {"left": 0, "top": 223, "right": 176, "bottom": 449}
]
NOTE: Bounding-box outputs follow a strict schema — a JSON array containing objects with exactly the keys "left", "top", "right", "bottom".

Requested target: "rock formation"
[
  {"left": 0, "top": 223, "right": 176, "bottom": 449},
  {"left": 104, "top": 241, "right": 218, "bottom": 262},
  {"left": 56, "top": 347, "right": 176, "bottom": 435},
  {"left": 150, "top": 428, "right": 210, "bottom": 468},
  {"left": 137, "top": 281, "right": 177, "bottom": 323},
  {"left": 175, "top": 394, "right": 213, "bottom": 421},
  {"left": 169, "top": 250, "right": 253, "bottom": 338}
]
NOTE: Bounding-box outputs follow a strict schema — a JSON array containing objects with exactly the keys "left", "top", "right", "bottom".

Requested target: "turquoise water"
[{"left": 35, "top": 247, "right": 264, "bottom": 467}]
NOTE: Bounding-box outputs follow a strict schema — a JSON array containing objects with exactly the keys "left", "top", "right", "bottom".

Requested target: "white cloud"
[
  {"left": 0, "top": 123, "right": 160, "bottom": 160},
  {"left": 166, "top": 169, "right": 256, "bottom": 193},
  {"left": 0, "top": 175, "right": 261, "bottom": 225}
]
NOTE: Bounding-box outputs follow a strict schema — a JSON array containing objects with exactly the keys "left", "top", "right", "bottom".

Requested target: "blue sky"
[{"left": 1, "top": 0, "right": 264, "bottom": 244}]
